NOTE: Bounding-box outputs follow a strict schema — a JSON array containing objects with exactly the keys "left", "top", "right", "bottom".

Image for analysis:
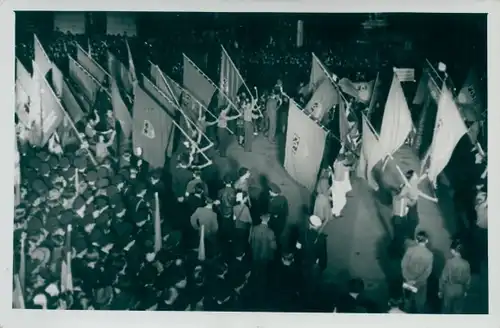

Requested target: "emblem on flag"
[
  {"left": 292, "top": 133, "right": 300, "bottom": 154},
  {"left": 142, "top": 120, "right": 156, "bottom": 139}
]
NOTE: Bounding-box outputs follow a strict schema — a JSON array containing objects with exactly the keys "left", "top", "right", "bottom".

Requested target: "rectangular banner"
[
  {"left": 61, "top": 79, "right": 85, "bottom": 124},
  {"left": 111, "top": 80, "right": 133, "bottom": 138},
  {"left": 51, "top": 63, "right": 64, "bottom": 97},
  {"left": 133, "top": 84, "right": 176, "bottom": 167},
  {"left": 108, "top": 51, "right": 133, "bottom": 96},
  {"left": 69, "top": 56, "right": 99, "bottom": 105},
  {"left": 305, "top": 78, "right": 338, "bottom": 121},
  {"left": 220, "top": 47, "right": 244, "bottom": 102},
  {"left": 34, "top": 35, "right": 52, "bottom": 77},
  {"left": 284, "top": 101, "right": 327, "bottom": 191},
  {"left": 142, "top": 74, "right": 177, "bottom": 118},
  {"left": 183, "top": 54, "right": 217, "bottom": 108},
  {"left": 77, "top": 44, "right": 108, "bottom": 85},
  {"left": 394, "top": 68, "right": 415, "bottom": 83}
]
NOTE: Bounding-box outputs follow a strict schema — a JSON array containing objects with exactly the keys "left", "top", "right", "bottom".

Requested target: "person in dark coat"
[
  {"left": 268, "top": 183, "right": 289, "bottom": 245},
  {"left": 248, "top": 213, "right": 277, "bottom": 308},
  {"left": 295, "top": 215, "right": 327, "bottom": 311},
  {"left": 335, "top": 278, "right": 373, "bottom": 313},
  {"left": 186, "top": 183, "right": 207, "bottom": 217},
  {"left": 272, "top": 252, "right": 302, "bottom": 312},
  {"left": 170, "top": 153, "right": 193, "bottom": 203}
]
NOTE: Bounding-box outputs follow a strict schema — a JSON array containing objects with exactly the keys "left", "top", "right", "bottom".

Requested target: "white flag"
[
  {"left": 393, "top": 68, "right": 415, "bottom": 83},
  {"left": 378, "top": 74, "right": 414, "bottom": 157},
  {"left": 359, "top": 116, "right": 384, "bottom": 190},
  {"left": 427, "top": 86, "right": 468, "bottom": 183}
]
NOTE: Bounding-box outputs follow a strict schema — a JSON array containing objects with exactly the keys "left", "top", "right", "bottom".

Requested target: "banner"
[
  {"left": 393, "top": 68, "right": 415, "bottom": 83},
  {"left": 305, "top": 79, "right": 338, "bottom": 121},
  {"left": 54, "top": 12, "right": 85, "bottom": 34},
  {"left": 142, "top": 75, "right": 177, "bottom": 118},
  {"left": 77, "top": 44, "right": 107, "bottom": 84},
  {"left": 133, "top": 85, "right": 176, "bottom": 167},
  {"left": 284, "top": 101, "right": 327, "bottom": 191},
  {"left": 32, "top": 62, "right": 64, "bottom": 147},
  {"left": 16, "top": 58, "right": 32, "bottom": 95},
  {"left": 412, "top": 68, "right": 430, "bottom": 106},
  {"left": 126, "top": 40, "right": 137, "bottom": 84},
  {"left": 111, "top": 80, "right": 133, "bottom": 138},
  {"left": 220, "top": 46, "right": 244, "bottom": 103},
  {"left": 15, "top": 82, "right": 30, "bottom": 125},
  {"left": 34, "top": 35, "right": 52, "bottom": 77},
  {"left": 183, "top": 54, "right": 217, "bottom": 108},
  {"left": 69, "top": 56, "right": 99, "bottom": 105},
  {"left": 427, "top": 86, "right": 468, "bottom": 183},
  {"left": 357, "top": 116, "right": 384, "bottom": 190},
  {"left": 106, "top": 12, "right": 137, "bottom": 36},
  {"left": 309, "top": 54, "right": 328, "bottom": 93},
  {"left": 51, "top": 63, "right": 64, "bottom": 97},
  {"left": 61, "top": 79, "right": 85, "bottom": 124},
  {"left": 456, "top": 68, "right": 484, "bottom": 122},
  {"left": 108, "top": 51, "right": 133, "bottom": 96},
  {"left": 378, "top": 74, "right": 414, "bottom": 156}
]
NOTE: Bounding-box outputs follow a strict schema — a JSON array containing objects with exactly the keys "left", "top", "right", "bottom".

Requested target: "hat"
[
  {"left": 28, "top": 157, "right": 42, "bottom": 171},
  {"left": 48, "top": 155, "right": 59, "bottom": 169},
  {"left": 72, "top": 196, "right": 86, "bottom": 211},
  {"left": 73, "top": 156, "right": 88, "bottom": 171},
  {"left": 83, "top": 214, "right": 95, "bottom": 227},
  {"left": 106, "top": 185, "right": 119, "bottom": 199},
  {"left": 134, "top": 182, "right": 147, "bottom": 195},
  {"left": 269, "top": 183, "right": 281, "bottom": 195},
  {"left": 122, "top": 151, "right": 132, "bottom": 162},
  {"left": 113, "top": 221, "right": 134, "bottom": 243},
  {"left": 24, "top": 168, "right": 37, "bottom": 182},
  {"left": 27, "top": 216, "right": 44, "bottom": 233},
  {"left": 97, "top": 166, "right": 110, "bottom": 179},
  {"left": 32, "top": 179, "right": 48, "bottom": 196},
  {"left": 94, "top": 196, "right": 109, "bottom": 209},
  {"left": 96, "top": 178, "right": 110, "bottom": 189},
  {"left": 73, "top": 233, "right": 87, "bottom": 255},
  {"left": 59, "top": 210, "right": 74, "bottom": 226},
  {"left": 59, "top": 157, "right": 70, "bottom": 170},
  {"left": 150, "top": 169, "right": 162, "bottom": 180},
  {"left": 30, "top": 247, "right": 51, "bottom": 264},
  {"left": 36, "top": 150, "right": 50, "bottom": 161},
  {"left": 39, "top": 162, "right": 50, "bottom": 177},
  {"left": 82, "top": 188, "right": 94, "bottom": 202},
  {"left": 95, "top": 286, "right": 113, "bottom": 306},
  {"left": 89, "top": 228, "right": 108, "bottom": 246},
  {"left": 113, "top": 200, "right": 126, "bottom": 214},
  {"left": 309, "top": 215, "right": 322, "bottom": 228},
  {"left": 47, "top": 205, "right": 63, "bottom": 219},
  {"left": 45, "top": 216, "right": 61, "bottom": 234},
  {"left": 86, "top": 170, "right": 98, "bottom": 184},
  {"left": 111, "top": 174, "right": 125, "bottom": 186},
  {"left": 96, "top": 211, "right": 110, "bottom": 228}
]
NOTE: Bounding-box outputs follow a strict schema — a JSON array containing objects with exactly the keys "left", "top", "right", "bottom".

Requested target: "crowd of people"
[{"left": 14, "top": 18, "right": 486, "bottom": 314}]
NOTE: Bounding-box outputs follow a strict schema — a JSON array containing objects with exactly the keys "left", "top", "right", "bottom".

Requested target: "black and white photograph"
[{"left": 10, "top": 5, "right": 495, "bottom": 321}]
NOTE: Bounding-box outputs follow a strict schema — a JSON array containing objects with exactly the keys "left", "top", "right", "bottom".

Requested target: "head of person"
[
  {"left": 238, "top": 167, "right": 250, "bottom": 180},
  {"left": 106, "top": 109, "right": 113, "bottom": 118},
  {"left": 450, "top": 239, "right": 464, "bottom": 258},
  {"left": 405, "top": 170, "right": 416, "bottom": 181},
  {"left": 205, "top": 198, "right": 214, "bottom": 209},
  {"left": 260, "top": 213, "right": 271, "bottom": 225},
  {"left": 223, "top": 174, "right": 233, "bottom": 187},
  {"left": 308, "top": 215, "right": 322, "bottom": 230},
  {"left": 415, "top": 230, "right": 429, "bottom": 245},
  {"left": 192, "top": 170, "right": 201, "bottom": 179},
  {"left": 98, "top": 135, "right": 105, "bottom": 143},
  {"left": 178, "top": 153, "right": 190, "bottom": 167}
]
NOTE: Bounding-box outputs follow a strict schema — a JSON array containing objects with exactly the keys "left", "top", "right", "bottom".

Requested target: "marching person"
[
  {"left": 170, "top": 153, "right": 194, "bottom": 204},
  {"left": 95, "top": 131, "right": 117, "bottom": 164},
  {"left": 331, "top": 153, "right": 351, "bottom": 218},
  {"left": 233, "top": 191, "right": 253, "bottom": 255},
  {"left": 242, "top": 97, "right": 254, "bottom": 152},
  {"left": 401, "top": 230, "right": 433, "bottom": 314},
  {"left": 390, "top": 179, "right": 418, "bottom": 259},
  {"left": 439, "top": 239, "right": 471, "bottom": 314},
  {"left": 295, "top": 215, "right": 327, "bottom": 311},
  {"left": 314, "top": 168, "right": 333, "bottom": 223},
  {"left": 265, "top": 89, "right": 281, "bottom": 144},
  {"left": 190, "top": 198, "right": 219, "bottom": 257},
  {"left": 211, "top": 103, "right": 241, "bottom": 157},
  {"left": 48, "top": 132, "right": 63, "bottom": 157}
]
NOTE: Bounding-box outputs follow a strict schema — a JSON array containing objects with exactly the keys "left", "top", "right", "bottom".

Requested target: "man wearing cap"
[
  {"left": 296, "top": 215, "right": 327, "bottom": 309},
  {"left": 248, "top": 213, "right": 276, "bottom": 308},
  {"left": 268, "top": 183, "right": 289, "bottom": 243},
  {"left": 131, "top": 147, "right": 149, "bottom": 181},
  {"left": 185, "top": 170, "right": 209, "bottom": 197}
]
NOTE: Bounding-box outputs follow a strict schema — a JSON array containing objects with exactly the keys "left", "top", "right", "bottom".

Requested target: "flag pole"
[
  {"left": 19, "top": 232, "right": 26, "bottom": 293},
  {"left": 154, "top": 192, "right": 162, "bottom": 253},
  {"left": 183, "top": 54, "right": 241, "bottom": 114},
  {"left": 69, "top": 55, "right": 112, "bottom": 99}
]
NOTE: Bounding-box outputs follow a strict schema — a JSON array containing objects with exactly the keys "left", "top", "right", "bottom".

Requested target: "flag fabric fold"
[
  {"left": 183, "top": 54, "right": 217, "bottom": 108},
  {"left": 412, "top": 68, "right": 430, "bottom": 106},
  {"left": 305, "top": 78, "right": 338, "bottom": 121},
  {"left": 133, "top": 84, "right": 176, "bottom": 167},
  {"left": 77, "top": 44, "right": 107, "bottom": 85},
  {"left": 34, "top": 34, "right": 52, "bottom": 77},
  {"left": 378, "top": 74, "right": 414, "bottom": 157},
  {"left": 142, "top": 75, "right": 177, "bottom": 118},
  {"left": 69, "top": 56, "right": 100, "bottom": 105},
  {"left": 357, "top": 116, "right": 384, "bottom": 190},
  {"left": 427, "top": 86, "right": 468, "bottom": 183},
  {"left": 111, "top": 79, "right": 133, "bottom": 138},
  {"left": 108, "top": 50, "right": 133, "bottom": 96},
  {"left": 126, "top": 39, "right": 137, "bottom": 86},
  {"left": 220, "top": 46, "right": 244, "bottom": 103},
  {"left": 284, "top": 100, "right": 327, "bottom": 191}
]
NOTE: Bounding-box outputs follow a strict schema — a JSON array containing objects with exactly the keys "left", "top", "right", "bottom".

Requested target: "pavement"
[{"left": 208, "top": 132, "right": 488, "bottom": 314}]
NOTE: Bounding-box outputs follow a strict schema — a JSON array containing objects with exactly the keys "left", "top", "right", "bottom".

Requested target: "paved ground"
[{"left": 209, "top": 133, "right": 488, "bottom": 313}]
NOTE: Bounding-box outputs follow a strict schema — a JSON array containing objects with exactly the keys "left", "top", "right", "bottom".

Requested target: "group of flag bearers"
[{"left": 13, "top": 30, "right": 487, "bottom": 313}]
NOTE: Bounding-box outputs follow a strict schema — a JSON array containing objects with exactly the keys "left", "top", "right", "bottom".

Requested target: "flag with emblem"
[
  {"left": 133, "top": 84, "right": 176, "bottom": 168},
  {"left": 427, "top": 86, "right": 468, "bottom": 183},
  {"left": 284, "top": 100, "right": 327, "bottom": 191}
]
